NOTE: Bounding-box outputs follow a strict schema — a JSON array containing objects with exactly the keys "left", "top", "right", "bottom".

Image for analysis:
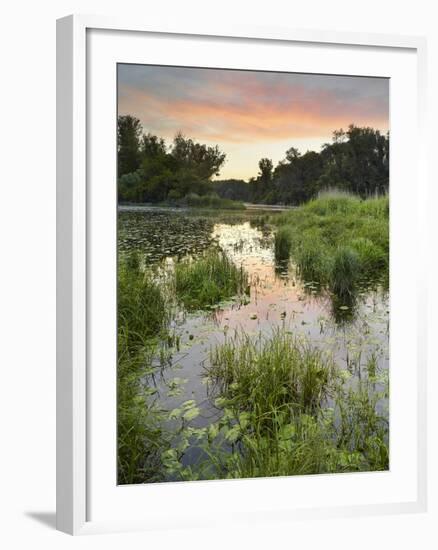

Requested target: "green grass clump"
[
  {"left": 209, "top": 329, "right": 336, "bottom": 417},
  {"left": 118, "top": 255, "right": 169, "bottom": 352},
  {"left": 174, "top": 249, "right": 248, "bottom": 311},
  {"left": 306, "top": 189, "right": 362, "bottom": 216},
  {"left": 296, "top": 243, "right": 329, "bottom": 284},
  {"left": 273, "top": 191, "right": 389, "bottom": 296},
  {"left": 274, "top": 227, "right": 293, "bottom": 263},
  {"left": 117, "top": 255, "right": 172, "bottom": 484},
  {"left": 350, "top": 238, "right": 387, "bottom": 275},
  {"left": 335, "top": 381, "right": 389, "bottom": 471},
  {"left": 330, "top": 247, "right": 360, "bottom": 300},
  {"left": 117, "top": 347, "right": 169, "bottom": 484},
  {"left": 190, "top": 328, "right": 389, "bottom": 479}
]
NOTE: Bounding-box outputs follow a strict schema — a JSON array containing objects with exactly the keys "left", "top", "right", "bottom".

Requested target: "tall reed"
[
  {"left": 191, "top": 328, "right": 390, "bottom": 479},
  {"left": 274, "top": 227, "right": 292, "bottom": 263},
  {"left": 174, "top": 249, "right": 248, "bottom": 311},
  {"left": 273, "top": 193, "right": 389, "bottom": 298},
  {"left": 117, "top": 254, "right": 171, "bottom": 484}
]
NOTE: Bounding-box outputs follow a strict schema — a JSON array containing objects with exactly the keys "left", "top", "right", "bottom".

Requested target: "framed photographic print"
[{"left": 56, "top": 15, "right": 427, "bottom": 535}]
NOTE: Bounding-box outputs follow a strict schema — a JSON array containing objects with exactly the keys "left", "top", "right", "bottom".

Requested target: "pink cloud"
[
  {"left": 119, "top": 72, "right": 388, "bottom": 146},
  {"left": 118, "top": 66, "right": 389, "bottom": 178}
]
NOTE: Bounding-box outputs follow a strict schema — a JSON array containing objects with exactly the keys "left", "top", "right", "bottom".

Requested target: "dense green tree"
[
  {"left": 319, "top": 125, "right": 389, "bottom": 197},
  {"left": 140, "top": 133, "right": 167, "bottom": 158},
  {"left": 213, "top": 179, "right": 251, "bottom": 202},
  {"left": 285, "top": 147, "right": 301, "bottom": 163},
  {"left": 117, "top": 116, "right": 389, "bottom": 206},
  {"left": 118, "top": 115, "right": 143, "bottom": 177},
  {"left": 274, "top": 150, "right": 324, "bottom": 204},
  {"left": 117, "top": 117, "right": 226, "bottom": 203},
  {"left": 171, "top": 133, "right": 226, "bottom": 180},
  {"left": 251, "top": 158, "right": 274, "bottom": 202}
]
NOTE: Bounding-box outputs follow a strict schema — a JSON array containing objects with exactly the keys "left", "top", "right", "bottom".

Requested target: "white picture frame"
[{"left": 56, "top": 14, "right": 428, "bottom": 535}]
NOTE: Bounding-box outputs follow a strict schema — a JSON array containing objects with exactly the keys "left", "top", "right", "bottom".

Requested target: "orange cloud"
[
  {"left": 118, "top": 66, "right": 389, "bottom": 178},
  {"left": 120, "top": 88, "right": 387, "bottom": 144}
]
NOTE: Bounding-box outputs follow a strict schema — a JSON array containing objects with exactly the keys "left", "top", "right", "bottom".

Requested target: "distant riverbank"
[
  {"left": 243, "top": 203, "right": 295, "bottom": 211},
  {"left": 119, "top": 201, "right": 294, "bottom": 212}
]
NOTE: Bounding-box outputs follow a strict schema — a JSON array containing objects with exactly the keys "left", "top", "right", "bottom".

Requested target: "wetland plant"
[
  {"left": 174, "top": 249, "right": 248, "bottom": 311},
  {"left": 187, "top": 328, "right": 390, "bottom": 479},
  {"left": 117, "top": 255, "right": 173, "bottom": 484},
  {"left": 208, "top": 329, "right": 336, "bottom": 417},
  {"left": 116, "top": 199, "right": 389, "bottom": 483},
  {"left": 335, "top": 381, "right": 389, "bottom": 471},
  {"left": 118, "top": 259, "right": 169, "bottom": 352},
  {"left": 350, "top": 237, "right": 388, "bottom": 281},
  {"left": 330, "top": 246, "right": 360, "bottom": 301},
  {"left": 296, "top": 244, "right": 329, "bottom": 284},
  {"left": 117, "top": 346, "right": 170, "bottom": 484},
  {"left": 274, "top": 227, "right": 292, "bottom": 263},
  {"left": 273, "top": 193, "right": 389, "bottom": 298}
]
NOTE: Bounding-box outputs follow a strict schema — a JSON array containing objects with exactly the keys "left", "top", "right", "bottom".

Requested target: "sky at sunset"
[{"left": 118, "top": 64, "right": 389, "bottom": 181}]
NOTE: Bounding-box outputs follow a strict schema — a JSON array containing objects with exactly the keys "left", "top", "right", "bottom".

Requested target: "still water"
[{"left": 119, "top": 206, "right": 389, "bottom": 463}]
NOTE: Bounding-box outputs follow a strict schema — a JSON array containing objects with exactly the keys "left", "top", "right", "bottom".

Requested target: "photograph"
[{"left": 117, "top": 63, "right": 390, "bottom": 485}]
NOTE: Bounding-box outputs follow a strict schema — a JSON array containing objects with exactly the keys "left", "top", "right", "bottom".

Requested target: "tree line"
[
  {"left": 118, "top": 115, "right": 389, "bottom": 205},
  {"left": 118, "top": 115, "right": 226, "bottom": 203}
]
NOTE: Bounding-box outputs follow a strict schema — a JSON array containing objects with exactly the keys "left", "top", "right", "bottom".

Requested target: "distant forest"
[{"left": 118, "top": 115, "right": 389, "bottom": 205}]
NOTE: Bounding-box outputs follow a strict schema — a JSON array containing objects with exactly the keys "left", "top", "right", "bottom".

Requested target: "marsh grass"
[
  {"left": 296, "top": 243, "right": 330, "bottom": 284},
  {"left": 174, "top": 249, "right": 248, "bottom": 311},
  {"left": 274, "top": 192, "right": 389, "bottom": 299},
  {"left": 335, "top": 381, "right": 389, "bottom": 471},
  {"left": 117, "top": 250, "right": 250, "bottom": 484},
  {"left": 274, "top": 227, "right": 292, "bottom": 263},
  {"left": 118, "top": 256, "right": 169, "bottom": 352},
  {"left": 117, "top": 346, "right": 169, "bottom": 484},
  {"left": 331, "top": 247, "right": 360, "bottom": 300},
  {"left": 116, "top": 206, "right": 389, "bottom": 483},
  {"left": 209, "top": 329, "right": 336, "bottom": 417},
  {"left": 117, "top": 254, "right": 172, "bottom": 484},
  {"left": 183, "top": 328, "right": 390, "bottom": 479}
]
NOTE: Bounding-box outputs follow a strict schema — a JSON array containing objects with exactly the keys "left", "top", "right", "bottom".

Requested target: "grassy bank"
[
  {"left": 118, "top": 256, "right": 170, "bottom": 351},
  {"left": 117, "top": 256, "right": 172, "bottom": 484},
  {"left": 274, "top": 191, "right": 389, "bottom": 299}
]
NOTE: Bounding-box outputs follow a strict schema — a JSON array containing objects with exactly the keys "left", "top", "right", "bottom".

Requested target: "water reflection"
[{"left": 119, "top": 206, "right": 389, "bottom": 464}]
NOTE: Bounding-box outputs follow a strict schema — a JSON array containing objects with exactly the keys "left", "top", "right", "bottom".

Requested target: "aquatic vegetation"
[
  {"left": 117, "top": 255, "right": 173, "bottom": 483},
  {"left": 274, "top": 193, "right": 389, "bottom": 295},
  {"left": 274, "top": 226, "right": 292, "bottom": 263},
  {"left": 118, "top": 256, "right": 169, "bottom": 352},
  {"left": 116, "top": 206, "right": 389, "bottom": 484},
  {"left": 195, "top": 330, "right": 389, "bottom": 477},
  {"left": 330, "top": 247, "right": 360, "bottom": 300},
  {"left": 307, "top": 189, "right": 362, "bottom": 215},
  {"left": 125, "top": 250, "right": 141, "bottom": 271},
  {"left": 208, "top": 329, "right": 336, "bottom": 417},
  {"left": 174, "top": 249, "right": 248, "bottom": 311},
  {"left": 117, "top": 346, "right": 170, "bottom": 484},
  {"left": 350, "top": 237, "right": 387, "bottom": 274},
  {"left": 334, "top": 380, "right": 389, "bottom": 471},
  {"left": 118, "top": 208, "right": 215, "bottom": 263},
  {"left": 161, "top": 327, "right": 389, "bottom": 481},
  {"left": 296, "top": 243, "right": 329, "bottom": 284}
]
